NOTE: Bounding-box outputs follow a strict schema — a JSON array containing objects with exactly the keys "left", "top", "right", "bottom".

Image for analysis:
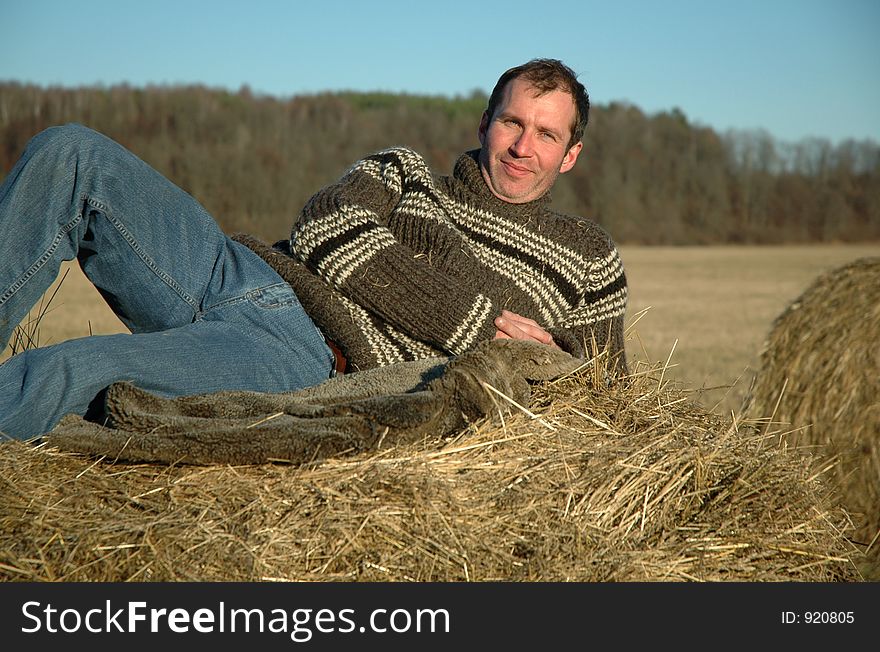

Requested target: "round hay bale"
[
  {"left": 0, "top": 357, "right": 861, "bottom": 582},
  {"left": 746, "top": 256, "right": 880, "bottom": 579}
]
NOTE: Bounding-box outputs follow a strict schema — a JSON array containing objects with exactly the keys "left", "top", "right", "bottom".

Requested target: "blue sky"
[{"left": 2, "top": 0, "right": 878, "bottom": 145}]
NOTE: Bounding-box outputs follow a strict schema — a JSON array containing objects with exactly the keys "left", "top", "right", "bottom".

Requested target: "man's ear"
[
  {"left": 559, "top": 141, "right": 583, "bottom": 174},
  {"left": 478, "top": 111, "right": 490, "bottom": 146}
]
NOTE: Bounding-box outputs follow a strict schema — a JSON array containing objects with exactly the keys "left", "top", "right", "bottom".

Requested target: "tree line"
[{"left": 1, "top": 82, "right": 878, "bottom": 245}]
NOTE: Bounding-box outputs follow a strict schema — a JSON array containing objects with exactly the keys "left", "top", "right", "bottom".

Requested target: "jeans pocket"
[{"left": 246, "top": 282, "right": 299, "bottom": 310}]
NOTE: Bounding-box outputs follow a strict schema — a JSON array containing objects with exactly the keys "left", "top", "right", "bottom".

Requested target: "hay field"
[{"left": 6, "top": 244, "right": 877, "bottom": 417}]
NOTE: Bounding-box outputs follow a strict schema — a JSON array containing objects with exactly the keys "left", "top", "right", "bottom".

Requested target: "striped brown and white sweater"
[{"left": 236, "top": 147, "right": 628, "bottom": 373}]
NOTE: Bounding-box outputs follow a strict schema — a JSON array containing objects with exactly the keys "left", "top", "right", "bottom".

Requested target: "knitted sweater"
[{"left": 235, "top": 147, "right": 628, "bottom": 373}]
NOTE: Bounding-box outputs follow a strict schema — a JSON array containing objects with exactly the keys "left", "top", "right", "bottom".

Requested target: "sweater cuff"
[
  {"left": 444, "top": 294, "right": 497, "bottom": 355},
  {"left": 546, "top": 327, "right": 585, "bottom": 359}
]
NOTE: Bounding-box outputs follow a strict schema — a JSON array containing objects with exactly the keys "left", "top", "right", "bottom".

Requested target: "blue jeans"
[{"left": 0, "top": 124, "right": 334, "bottom": 440}]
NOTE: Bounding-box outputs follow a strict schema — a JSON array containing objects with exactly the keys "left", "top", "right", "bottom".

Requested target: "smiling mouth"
[{"left": 502, "top": 160, "right": 532, "bottom": 177}]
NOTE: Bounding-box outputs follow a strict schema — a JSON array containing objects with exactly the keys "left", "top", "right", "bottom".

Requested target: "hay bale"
[
  {"left": 746, "top": 256, "right": 880, "bottom": 579},
  {"left": 1, "top": 355, "right": 861, "bottom": 582}
]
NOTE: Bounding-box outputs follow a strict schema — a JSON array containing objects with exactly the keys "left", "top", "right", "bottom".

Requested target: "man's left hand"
[{"left": 493, "top": 310, "right": 560, "bottom": 349}]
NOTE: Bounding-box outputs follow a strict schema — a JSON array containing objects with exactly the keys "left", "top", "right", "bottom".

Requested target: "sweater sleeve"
[
  {"left": 550, "top": 235, "right": 629, "bottom": 375},
  {"left": 289, "top": 148, "right": 498, "bottom": 355}
]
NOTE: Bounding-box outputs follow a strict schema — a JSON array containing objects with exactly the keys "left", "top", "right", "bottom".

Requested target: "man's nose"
[{"left": 510, "top": 130, "right": 535, "bottom": 157}]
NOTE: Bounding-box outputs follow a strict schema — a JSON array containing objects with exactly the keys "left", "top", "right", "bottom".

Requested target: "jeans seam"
[
  {"left": 0, "top": 214, "right": 82, "bottom": 306},
  {"left": 199, "top": 294, "right": 247, "bottom": 316},
  {"left": 202, "top": 282, "right": 295, "bottom": 313},
  {"left": 85, "top": 195, "right": 200, "bottom": 312},
  {"left": 247, "top": 283, "right": 299, "bottom": 309}
]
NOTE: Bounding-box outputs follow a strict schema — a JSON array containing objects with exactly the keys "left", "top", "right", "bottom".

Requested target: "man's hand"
[{"left": 493, "top": 310, "right": 560, "bottom": 349}]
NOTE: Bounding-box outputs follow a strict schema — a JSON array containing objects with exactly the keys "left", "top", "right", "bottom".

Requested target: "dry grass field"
[
  {"left": 621, "top": 244, "right": 880, "bottom": 415},
  {"left": 4, "top": 243, "right": 877, "bottom": 418}
]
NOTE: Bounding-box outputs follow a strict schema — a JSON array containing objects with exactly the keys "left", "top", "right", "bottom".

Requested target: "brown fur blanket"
[{"left": 45, "top": 340, "right": 583, "bottom": 465}]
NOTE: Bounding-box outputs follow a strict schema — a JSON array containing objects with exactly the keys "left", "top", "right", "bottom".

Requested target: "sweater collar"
[{"left": 452, "top": 149, "right": 553, "bottom": 212}]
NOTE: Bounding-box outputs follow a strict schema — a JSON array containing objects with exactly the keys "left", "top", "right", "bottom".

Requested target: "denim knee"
[{"left": 26, "top": 123, "right": 108, "bottom": 163}]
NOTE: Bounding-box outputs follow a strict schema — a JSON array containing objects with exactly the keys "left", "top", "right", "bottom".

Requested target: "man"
[{"left": 0, "top": 58, "right": 627, "bottom": 440}]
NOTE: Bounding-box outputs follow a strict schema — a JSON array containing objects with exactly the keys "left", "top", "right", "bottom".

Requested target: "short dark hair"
[{"left": 485, "top": 58, "right": 589, "bottom": 150}]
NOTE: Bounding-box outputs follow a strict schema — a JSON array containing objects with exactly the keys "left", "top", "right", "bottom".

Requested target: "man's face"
[{"left": 478, "top": 77, "right": 583, "bottom": 204}]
